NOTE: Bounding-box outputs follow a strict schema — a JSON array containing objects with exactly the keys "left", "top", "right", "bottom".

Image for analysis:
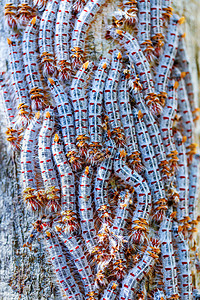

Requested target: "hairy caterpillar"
[
  {"left": 4, "top": 1, "right": 19, "bottom": 29},
  {"left": 110, "top": 29, "right": 162, "bottom": 116},
  {"left": 38, "top": 107, "right": 60, "bottom": 212},
  {"left": 150, "top": 0, "right": 164, "bottom": 55},
  {"left": 22, "top": 16, "right": 46, "bottom": 111},
  {"left": 117, "top": 0, "right": 138, "bottom": 25},
  {"left": 119, "top": 239, "right": 160, "bottom": 300},
  {"left": 132, "top": 108, "right": 167, "bottom": 222},
  {"left": 100, "top": 281, "right": 119, "bottom": 300},
  {"left": 159, "top": 216, "right": 179, "bottom": 299},
  {"left": 39, "top": 0, "right": 60, "bottom": 76},
  {"left": 78, "top": 166, "right": 97, "bottom": 253},
  {"left": 104, "top": 50, "right": 125, "bottom": 145},
  {"left": 52, "top": 133, "right": 78, "bottom": 232},
  {"left": 33, "top": 0, "right": 48, "bottom": 11},
  {"left": 118, "top": 72, "right": 144, "bottom": 173},
  {"left": 173, "top": 222, "right": 193, "bottom": 300},
  {"left": 70, "top": 61, "right": 93, "bottom": 156},
  {"left": 114, "top": 149, "right": 151, "bottom": 243},
  {"left": 55, "top": 0, "right": 73, "bottom": 81},
  {"left": 48, "top": 77, "right": 81, "bottom": 170},
  {"left": 88, "top": 58, "right": 110, "bottom": 163},
  {"left": 162, "top": 0, "right": 173, "bottom": 21},
  {"left": 17, "top": 1, "right": 35, "bottom": 27}
]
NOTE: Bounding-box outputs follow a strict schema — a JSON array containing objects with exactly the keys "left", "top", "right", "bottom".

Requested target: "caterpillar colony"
[{"left": 1, "top": 0, "right": 200, "bottom": 299}]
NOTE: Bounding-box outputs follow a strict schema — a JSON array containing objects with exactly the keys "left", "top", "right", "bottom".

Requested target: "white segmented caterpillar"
[
  {"left": 188, "top": 154, "right": 200, "bottom": 230},
  {"left": 78, "top": 166, "right": 96, "bottom": 253},
  {"left": 159, "top": 217, "right": 179, "bottom": 300},
  {"left": 22, "top": 16, "right": 46, "bottom": 111},
  {"left": 71, "top": 0, "right": 106, "bottom": 66},
  {"left": 114, "top": 149, "right": 151, "bottom": 243},
  {"left": 155, "top": 14, "right": 183, "bottom": 105},
  {"left": 88, "top": 58, "right": 110, "bottom": 161},
  {"left": 43, "top": 226, "right": 84, "bottom": 300},
  {"left": 159, "top": 79, "right": 178, "bottom": 173},
  {"left": 172, "top": 222, "right": 193, "bottom": 300},
  {"left": 117, "top": 0, "right": 138, "bottom": 25},
  {"left": 162, "top": 0, "right": 173, "bottom": 20},
  {"left": 70, "top": 61, "right": 93, "bottom": 156},
  {"left": 119, "top": 239, "right": 160, "bottom": 300},
  {"left": 104, "top": 50, "right": 125, "bottom": 145},
  {"left": 100, "top": 281, "right": 119, "bottom": 300},
  {"left": 52, "top": 133, "right": 78, "bottom": 232},
  {"left": 54, "top": 226, "right": 95, "bottom": 298},
  {"left": 17, "top": 1, "right": 34, "bottom": 27},
  {"left": 4, "top": 0, "right": 19, "bottom": 30},
  {"left": 7, "top": 35, "right": 31, "bottom": 129},
  {"left": 55, "top": 0, "right": 73, "bottom": 81},
  {"left": 48, "top": 77, "right": 81, "bottom": 170},
  {"left": 21, "top": 111, "right": 43, "bottom": 211},
  {"left": 154, "top": 289, "right": 166, "bottom": 300},
  {"left": 150, "top": 0, "right": 164, "bottom": 55},
  {"left": 111, "top": 29, "right": 162, "bottom": 116},
  {"left": 38, "top": 107, "right": 61, "bottom": 212},
  {"left": 174, "top": 131, "right": 189, "bottom": 224},
  {"left": 132, "top": 108, "right": 167, "bottom": 222},
  {"left": 137, "top": 0, "right": 154, "bottom": 61},
  {"left": 118, "top": 72, "right": 144, "bottom": 173},
  {"left": 39, "top": 0, "right": 60, "bottom": 76}
]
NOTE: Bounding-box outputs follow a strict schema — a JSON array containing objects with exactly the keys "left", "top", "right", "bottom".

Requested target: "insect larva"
[
  {"left": 33, "top": 0, "right": 48, "bottom": 11},
  {"left": 39, "top": 0, "right": 60, "bottom": 76},
  {"left": 4, "top": 1, "right": 18, "bottom": 29},
  {"left": 78, "top": 166, "right": 96, "bottom": 253},
  {"left": 22, "top": 16, "right": 46, "bottom": 111},
  {"left": 119, "top": 239, "right": 160, "bottom": 300},
  {"left": 162, "top": 0, "right": 173, "bottom": 21},
  {"left": 70, "top": 61, "right": 93, "bottom": 156},
  {"left": 153, "top": 289, "right": 166, "bottom": 300},
  {"left": 114, "top": 149, "right": 151, "bottom": 243},
  {"left": 132, "top": 108, "right": 167, "bottom": 222},
  {"left": 48, "top": 77, "right": 81, "bottom": 170},
  {"left": 137, "top": 0, "right": 154, "bottom": 61},
  {"left": 155, "top": 14, "right": 184, "bottom": 105},
  {"left": 117, "top": 0, "right": 138, "bottom": 25},
  {"left": 118, "top": 72, "right": 144, "bottom": 173},
  {"left": 159, "top": 216, "right": 179, "bottom": 300},
  {"left": 100, "top": 281, "right": 119, "bottom": 300},
  {"left": 52, "top": 133, "right": 78, "bottom": 232},
  {"left": 38, "top": 107, "right": 61, "bottom": 212},
  {"left": 73, "top": 0, "right": 87, "bottom": 13},
  {"left": 55, "top": 0, "right": 73, "bottom": 81},
  {"left": 111, "top": 29, "right": 162, "bottom": 116},
  {"left": 7, "top": 35, "right": 31, "bottom": 129},
  {"left": 21, "top": 111, "right": 43, "bottom": 211},
  {"left": 174, "top": 131, "right": 189, "bottom": 225},
  {"left": 17, "top": 1, "right": 34, "bottom": 27},
  {"left": 23, "top": 218, "right": 45, "bottom": 249},
  {"left": 88, "top": 58, "right": 110, "bottom": 163},
  {"left": 71, "top": 0, "right": 106, "bottom": 66},
  {"left": 173, "top": 222, "right": 193, "bottom": 300},
  {"left": 150, "top": 0, "right": 164, "bottom": 55},
  {"left": 43, "top": 226, "right": 83, "bottom": 300},
  {"left": 55, "top": 226, "right": 95, "bottom": 298},
  {"left": 104, "top": 50, "right": 125, "bottom": 145}
]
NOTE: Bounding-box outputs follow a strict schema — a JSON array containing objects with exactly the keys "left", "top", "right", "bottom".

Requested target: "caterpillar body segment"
[
  {"left": 4, "top": 0, "right": 19, "bottom": 29},
  {"left": 17, "top": 1, "right": 35, "bottom": 28},
  {"left": 150, "top": 0, "right": 164, "bottom": 55},
  {"left": 100, "top": 281, "right": 119, "bottom": 300},
  {"left": 132, "top": 108, "right": 167, "bottom": 222},
  {"left": 162, "top": 0, "right": 173, "bottom": 21},
  {"left": 153, "top": 289, "right": 166, "bottom": 300},
  {"left": 38, "top": 107, "right": 60, "bottom": 212}
]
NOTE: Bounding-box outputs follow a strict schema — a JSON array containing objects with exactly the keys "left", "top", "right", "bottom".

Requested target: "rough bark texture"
[{"left": 0, "top": 0, "right": 199, "bottom": 299}]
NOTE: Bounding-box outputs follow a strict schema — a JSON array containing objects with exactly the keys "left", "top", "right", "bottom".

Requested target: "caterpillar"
[
  {"left": 172, "top": 222, "right": 193, "bottom": 300},
  {"left": 100, "top": 281, "right": 119, "bottom": 300},
  {"left": 119, "top": 239, "right": 160, "bottom": 300},
  {"left": 48, "top": 77, "right": 81, "bottom": 170},
  {"left": 78, "top": 166, "right": 97, "bottom": 254},
  {"left": 118, "top": 71, "right": 144, "bottom": 173},
  {"left": 159, "top": 216, "right": 179, "bottom": 300},
  {"left": 7, "top": 35, "right": 31, "bottom": 129},
  {"left": 22, "top": 16, "right": 46, "bottom": 111},
  {"left": 174, "top": 130, "right": 189, "bottom": 225},
  {"left": 39, "top": 0, "right": 60, "bottom": 76},
  {"left": 117, "top": 0, "right": 138, "bottom": 25},
  {"left": 54, "top": 226, "right": 95, "bottom": 298},
  {"left": 17, "top": 1, "right": 35, "bottom": 27},
  {"left": 38, "top": 107, "right": 61, "bottom": 212},
  {"left": 155, "top": 14, "right": 184, "bottom": 105},
  {"left": 4, "top": 0, "right": 19, "bottom": 29},
  {"left": 104, "top": 50, "right": 125, "bottom": 145},
  {"left": 137, "top": 0, "right": 154, "bottom": 61},
  {"left": 52, "top": 133, "right": 78, "bottom": 232},
  {"left": 71, "top": 0, "right": 107, "bottom": 66},
  {"left": 42, "top": 226, "right": 84, "bottom": 300},
  {"left": 150, "top": 0, "right": 164, "bottom": 56},
  {"left": 73, "top": 0, "right": 87, "bottom": 14},
  {"left": 55, "top": 0, "right": 73, "bottom": 81},
  {"left": 114, "top": 149, "right": 151, "bottom": 243},
  {"left": 110, "top": 29, "right": 162, "bottom": 116},
  {"left": 132, "top": 108, "right": 167, "bottom": 222},
  {"left": 21, "top": 111, "right": 43, "bottom": 211},
  {"left": 153, "top": 289, "right": 166, "bottom": 300},
  {"left": 70, "top": 61, "right": 93, "bottom": 156},
  {"left": 88, "top": 58, "right": 110, "bottom": 163},
  {"left": 33, "top": 0, "right": 48, "bottom": 11},
  {"left": 162, "top": 0, "right": 173, "bottom": 21}
]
